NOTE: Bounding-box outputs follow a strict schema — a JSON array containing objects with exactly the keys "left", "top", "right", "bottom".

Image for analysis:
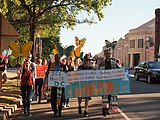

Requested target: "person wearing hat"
[
  {"left": 77, "top": 55, "right": 93, "bottom": 117},
  {"left": 46, "top": 54, "right": 66, "bottom": 117},
  {"left": 98, "top": 47, "right": 117, "bottom": 117}
]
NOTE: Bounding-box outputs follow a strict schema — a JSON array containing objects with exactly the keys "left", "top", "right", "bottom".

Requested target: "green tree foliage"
[
  {"left": 0, "top": 0, "right": 112, "bottom": 59},
  {"left": 41, "top": 35, "right": 60, "bottom": 59}
]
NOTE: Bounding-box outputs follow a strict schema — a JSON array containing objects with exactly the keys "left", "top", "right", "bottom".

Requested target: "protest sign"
[
  {"left": 48, "top": 71, "right": 67, "bottom": 87},
  {"left": 36, "top": 65, "right": 48, "bottom": 78},
  {"left": 48, "top": 68, "right": 130, "bottom": 98},
  {"left": 65, "top": 69, "right": 130, "bottom": 98}
]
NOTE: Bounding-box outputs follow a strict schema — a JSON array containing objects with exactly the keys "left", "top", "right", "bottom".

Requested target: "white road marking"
[{"left": 118, "top": 107, "right": 131, "bottom": 120}]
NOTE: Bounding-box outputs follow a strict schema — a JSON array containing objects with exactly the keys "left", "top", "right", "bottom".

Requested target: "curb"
[{"left": 0, "top": 100, "right": 21, "bottom": 120}]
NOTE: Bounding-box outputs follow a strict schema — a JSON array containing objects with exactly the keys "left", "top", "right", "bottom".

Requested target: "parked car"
[{"left": 134, "top": 61, "right": 160, "bottom": 83}]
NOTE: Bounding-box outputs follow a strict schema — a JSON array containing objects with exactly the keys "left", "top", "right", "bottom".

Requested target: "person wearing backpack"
[{"left": 18, "top": 60, "right": 34, "bottom": 116}]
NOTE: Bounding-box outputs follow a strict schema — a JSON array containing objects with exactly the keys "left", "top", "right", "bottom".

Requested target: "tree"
[{"left": 0, "top": 0, "right": 112, "bottom": 60}]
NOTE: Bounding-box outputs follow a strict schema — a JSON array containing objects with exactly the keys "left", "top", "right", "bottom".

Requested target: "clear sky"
[{"left": 60, "top": 0, "right": 160, "bottom": 56}]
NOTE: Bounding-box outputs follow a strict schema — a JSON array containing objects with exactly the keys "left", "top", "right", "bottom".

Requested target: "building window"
[
  {"left": 130, "top": 40, "right": 135, "bottom": 48},
  {"left": 138, "top": 39, "right": 143, "bottom": 48}
]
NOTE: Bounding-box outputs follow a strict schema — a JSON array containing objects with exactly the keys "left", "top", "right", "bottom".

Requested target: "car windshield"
[{"left": 148, "top": 62, "right": 160, "bottom": 69}]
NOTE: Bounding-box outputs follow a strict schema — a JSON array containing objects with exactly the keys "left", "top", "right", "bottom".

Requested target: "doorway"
[{"left": 133, "top": 53, "right": 140, "bottom": 67}]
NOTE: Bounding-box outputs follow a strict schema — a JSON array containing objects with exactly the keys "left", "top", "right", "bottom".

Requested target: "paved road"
[
  {"left": 10, "top": 97, "right": 125, "bottom": 120},
  {"left": 119, "top": 74, "right": 160, "bottom": 120}
]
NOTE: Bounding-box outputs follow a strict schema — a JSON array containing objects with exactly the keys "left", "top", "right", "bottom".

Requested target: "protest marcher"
[
  {"left": 65, "top": 57, "right": 74, "bottom": 107},
  {"left": 77, "top": 55, "right": 93, "bottom": 117},
  {"left": 17, "top": 54, "right": 36, "bottom": 102},
  {"left": 24, "top": 54, "right": 36, "bottom": 81},
  {"left": 26, "top": 54, "right": 36, "bottom": 101},
  {"left": 18, "top": 60, "right": 34, "bottom": 116},
  {"left": 42, "top": 59, "right": 47, "bottom": 66},
  {"left": 47, "top": 54, "right": 66, "bottom": 117},
  {"left": 74, "top": 58, "right": 82, "bottom": 70},
  {"left": 0, "top": 57, "right": 7, "bottom": 92},
  {"left": 116, "top": 59, "right": 122, "bottom": 68},
  {"left": 59, "top": 56, "right": 68, "bottom": 108},
  {"left": 41, "top": 58, "right": 48, "bottom": 99},
  {"left": 98, "top": 47, "right": 117, "bottom": 116},
  {"left": 35, "top": 58, "right": 43, "bottom": 103}
]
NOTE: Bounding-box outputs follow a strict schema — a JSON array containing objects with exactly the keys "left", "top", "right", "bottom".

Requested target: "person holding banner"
[
  {"left": 98, "top": 47, "right": 117, "bottom": 117},
  {"left": 77, "top": 55, "right": 93, "bottom": 117},
  {"left": 47, "top": 54, "right": 66, "bottom": 117},
  {"left": 64, "top": 57, "right": 74, "bottom": 107}
]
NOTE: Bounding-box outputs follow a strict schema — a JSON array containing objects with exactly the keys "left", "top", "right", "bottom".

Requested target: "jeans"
[
  {"left": 35, "top": 78, "right": 43, "bottom": 101},
  {"left": 20, "top": 85, "right": 32, "bottom": 113},
  {"left": 51, "top": 87, "right": 64, "bottom": 116}
]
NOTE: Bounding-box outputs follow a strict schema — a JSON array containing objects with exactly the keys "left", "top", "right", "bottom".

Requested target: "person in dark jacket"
[
  {"left": 98, "top": 47, "right": 117, "bottom": 117},
  {"left": 47, "top": 54, "right": 66, "bottom": 117}
]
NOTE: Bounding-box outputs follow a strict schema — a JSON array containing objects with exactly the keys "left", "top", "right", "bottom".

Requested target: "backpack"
[{"left": 30, "top": 62, "right": 35, "bottom": 71}]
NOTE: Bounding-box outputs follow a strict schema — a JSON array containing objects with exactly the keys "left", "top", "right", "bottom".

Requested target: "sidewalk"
[{"left": 9, "top": 97, "right": 125, "bottom": 120}]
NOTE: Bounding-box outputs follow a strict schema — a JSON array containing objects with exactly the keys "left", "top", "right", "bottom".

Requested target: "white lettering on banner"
[
  {"left": 48, "top": 69, "right": 126, "bottom": 86},
  {"left": 67, "top": 69, "right": 125, "bottom": 82},
  {"left": 48, "top": 71, "right": 67, "bottom": 87}
]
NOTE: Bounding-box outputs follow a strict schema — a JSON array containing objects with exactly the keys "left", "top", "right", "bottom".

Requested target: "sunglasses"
[{"left": 104, "top": 52, "right": 110, "bottom": 54}]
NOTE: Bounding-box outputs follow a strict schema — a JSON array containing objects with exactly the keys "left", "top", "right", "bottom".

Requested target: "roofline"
[{"left": 0, "top": 34, "right": 19, "bottom": 37}]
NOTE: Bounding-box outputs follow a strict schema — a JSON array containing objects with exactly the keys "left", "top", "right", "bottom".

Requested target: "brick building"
[{"left": 0, "top": 13, "right": 19, "bottom": 53}]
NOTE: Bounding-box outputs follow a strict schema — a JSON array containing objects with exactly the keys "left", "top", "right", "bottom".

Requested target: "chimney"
[{"left": 155, "top": 8, "right": 160, "bottom": 61}]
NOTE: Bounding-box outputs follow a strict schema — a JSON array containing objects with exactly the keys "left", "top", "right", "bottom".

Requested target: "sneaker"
[
  {"left": 53, "top": 113, "right": 57, "bottom": 117},
  {"left": 78, "top": 106, "right": 82, "bottom": 114},
  {"left": 106, "top": 110, "right": 111, "bottom": 115},
  {"left": 102, "top": 108, "right": 106, "bottom": 116},
  {"left": 58, "top": 111, "right": 61, "bottom": 117},
  {"left": 84, "top": 111, "right": 88, "bottom": 117},
  {"left": 62, "top": 104, "right": 66, "bottom": 108},
  {"left": 23, "top": 111, "right": 27, "bottom": 116},
  {"left": 66, "top": 104, "right": 70, "bottom": 107},
  {"left": 102, "top": 112, "right": 106, "bottom": 116},
  {"left": 27, "top": 112, "right": 32, "bottom": 116}
]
